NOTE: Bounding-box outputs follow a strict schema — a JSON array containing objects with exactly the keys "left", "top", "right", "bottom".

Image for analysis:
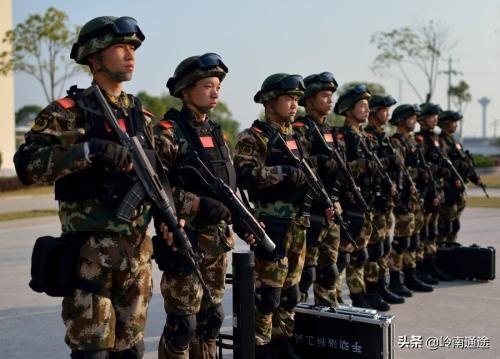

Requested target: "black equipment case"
[
  {"left": 437, "top": 244, "right": 495, "bottom": 280},
  {"left": 294, "top": 303, "right": 395, "bottom": 358}
]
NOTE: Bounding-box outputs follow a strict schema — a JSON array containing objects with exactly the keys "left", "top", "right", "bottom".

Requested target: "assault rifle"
[
  {"left": 176, "top": 152, "right": 276, "bottom": 251},
  {"left": 464, "top": 151, "right": 489, "bottom": 199},
  {"left": 78, "top": 84, "right": 214, "bottom": 304},
  {"left": 270, "top": 132, "right": 358, "bottom": 249}
]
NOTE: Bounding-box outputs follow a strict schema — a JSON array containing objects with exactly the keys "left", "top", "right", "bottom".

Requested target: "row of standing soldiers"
[{"left": 13, "top": 15, "right": 485, "bottom": 359}]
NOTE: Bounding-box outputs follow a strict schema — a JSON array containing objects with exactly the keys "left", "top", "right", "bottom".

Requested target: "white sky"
[{"left": 11, "top": 0, "right": 500, "bottom": 137}]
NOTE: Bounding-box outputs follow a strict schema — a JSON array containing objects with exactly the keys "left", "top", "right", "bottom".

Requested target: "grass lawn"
[
  {"left": 482, "top": 173, "right": 500, "bottom": 188},
  {"left": 466, "top": 196, "right": 500, "bottom": 208},
  {"left": 0, "top": 185, "right": 52, "bottom": 197},
  {"left": 0, "top": 209, "right": 58, "bottom": 222}
]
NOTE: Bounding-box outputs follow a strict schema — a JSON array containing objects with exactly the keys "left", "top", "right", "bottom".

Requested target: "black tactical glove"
[
  {"left": 316, "top": 154, "right": 336, "bottom": 173},
  {"left": 281, "top": 165, "right": 306, "bottom": 186},
  {"left": 88, "top": 138, "right": 129, "bottom": 170},
  {"left": 198, "top": 197, "right": 231, "bottom": 224}
]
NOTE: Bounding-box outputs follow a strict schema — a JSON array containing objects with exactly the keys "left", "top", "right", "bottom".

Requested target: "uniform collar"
[{"left": 265, "top": 118, "right": 293, "bottom": 135}]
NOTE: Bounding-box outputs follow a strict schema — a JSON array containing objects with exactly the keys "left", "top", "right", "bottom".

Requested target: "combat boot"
[
  {"left": 388, "top": 270, "right": 413, "bottom": 297},
  {"left": 336, "top": 296, "right": 345, "bottom": 304},
  {"left": 416, "top": 261, "right": 439, "bottom": 285},
  {"left": 403, "top": 268, "right": 434, "bottom": 292},
  {"left": 365, "top": 281, "right": 390, "bottom": 311},
  {"left": 377, "top": 277, "right": 405, "bottom": 304},
  {"left": 255, "top": 342, "right": 274, "bottom": 359},
  {"left": 350, "top": 292, "right": 374, "bottom": 309},
  {"left": 71, "top": 351, "right": 109, "bottom": 359},
  {"left": 424, "top": 256, "right": 454, "bottom": 281},
  {"left": 272, "top": 337, "right": 302, "bottom": 359}
]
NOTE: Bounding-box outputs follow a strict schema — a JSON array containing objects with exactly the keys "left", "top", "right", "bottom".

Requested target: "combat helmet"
[
  {"left": 254, "top": 73, "right": 305, "bottom": 104},
  {"left": 70, "top": 16, "right": 144, "bottom": 65},
  {"left": 167, "top": 53, "right": 228, "bottom": 98},
  {"left": 333, "top": 84, "right": 371, "bottom": 115},
  {"left": 390, "top": 104, "right": 421, "bottom": 125},
  {"left": 298, "top": 72, "right": 338, "bottom": 107}
]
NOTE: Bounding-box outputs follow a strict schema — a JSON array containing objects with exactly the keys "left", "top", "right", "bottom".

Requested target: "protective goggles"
[
  {"left": 305, "top": 72, "right": 338, "bottom": 88},
  {"left": 264, "top": 74, "right": 305, "bottom": 92},
  {"left": 78, "top": 16, "right": 145, "bottom": 44},
  {"left": 175, "top": 53, "right": 228, "bottom": 79},
  {"left": 352, "top": 84, "right": 371, "bottom": 95}
]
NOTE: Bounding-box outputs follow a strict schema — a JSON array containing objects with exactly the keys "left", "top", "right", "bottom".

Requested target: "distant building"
[
  {"left": 462, "top": 137, "right": 500, "bottom": 156},
  {"left": 0, "top": 0, "right": 15, "bottom": 174}
]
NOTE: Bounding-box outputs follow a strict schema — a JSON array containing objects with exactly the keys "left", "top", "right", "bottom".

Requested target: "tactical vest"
[
  {"left": 247, "top": 120, "right": 305, "bottom": 205},
  {"left": 392, "top": 133, "right": 420, "bottom": 168},
  {"left": 54, "top": 86, "right": 155, "bottom": 207},
  {"left": 416, "top": 129, "right": 441, "bottom": 165},
  {"left": 165, "top": 108, "right": 237, "bottom": 196},
  {"left": 294, "top": 116, "right": 340, "bottom": 214}
]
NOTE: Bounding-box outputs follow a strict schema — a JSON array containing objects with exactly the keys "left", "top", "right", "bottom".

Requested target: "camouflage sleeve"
[
  {"left": 13, "top": 102, "right": 90, "bottom": 185},
  {"left": 293, "top": 124, "right": 322, "bottom": 169},
  {"left": 233, "top": 128, "right": 282, "bottom": 189}
]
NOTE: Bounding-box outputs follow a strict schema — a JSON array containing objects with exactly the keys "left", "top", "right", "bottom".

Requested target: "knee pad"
[
  {"left": 351, "top": 247, "right": 368, "bottom": 268},
  {"left": 383, "top": 237, "right": 391, "bottom": 256},
  {"left": 367, "top": 242, "right": 384, "bottom": 261},
  {"left": 71, "top": 351, "right": 109, "bottom": 359},
  {"left": 392, "top": 236, "right": 410, "bottom": 254},
  {"left": 197, "top": 304, "right": 224, "bottom": 340},
  {"left": 281, "top": 284, "right": 300, "bottom": 310},
  {"left": 451, "top": 218, "right": 460, "bottom": 235},
  {"left": 299, "top": 265, "right": 316, "bottom": 293},
  {"left": 255, "top": 285, "right": 280, "bottom": 315},
  {"left": 337, "top": 251, "right": 350, "bottom": 273},
  {"left": 164, "top": 314, "right": 197, "bottom": 351},
  {"left": 409, "top": 234, "right": 420, "bottom": 252},
  {"left": 108, "top": 340, "right": 145, "bottom": 359},
  {"left": 316, "top": 262, "right": 339, "bottom": 289}
]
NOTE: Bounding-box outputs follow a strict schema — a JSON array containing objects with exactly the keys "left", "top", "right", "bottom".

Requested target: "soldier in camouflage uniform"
[
  {"left": 364, "top": 94, "right": 404, "bottom": 308},
  {"left": 293, "top": 72, "right": 341, "bottom": 307},
  {"left": 153, "top": 53, "right": 254, "bottom": 359},
  {"left": 13, "top": 16, "right": 158, "bottom": 358},
  {"left": 415, "top": 103, "right": 454, "bottom": 282},
  {"left": 233, "top": 73, "right": 333, "bottom": 359},
  {"left": 388, "top": 104, "right": 434, "bottom": 296},
  {"left": 332, "top": 85, "right": 391, "bottom": 309},
  {"left": 437, "top": 111, "right": 483, "bottom": 246}
]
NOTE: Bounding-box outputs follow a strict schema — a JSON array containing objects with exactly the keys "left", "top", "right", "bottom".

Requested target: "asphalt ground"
[{"left": 0, "top": 207, "right": 498, "bottom": 358}]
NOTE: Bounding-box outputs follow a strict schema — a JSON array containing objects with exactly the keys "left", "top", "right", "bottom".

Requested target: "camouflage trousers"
[
  {"left": 390, "top": 196, "right": 424, "bottom": 270},
  {"left": 365, "top": 209, "right": 393, "bottom": 283},
  {"left": 437, "top": 195, "right": 466, "bottom": 245},
  {"left": 343, "top": 212, "right": 373, "bottom": 295},
  {"left": 421, "top": 211, "right": 439, "bottom": 258},
  {"left": 308, "top": 221, "right": 340, "bottom": 306},
  {"left": 255, "top": 219, "right": 306, "bottom": 346},
  {"left": 62, "top": 231, "right": 153, "bottom": 352}
]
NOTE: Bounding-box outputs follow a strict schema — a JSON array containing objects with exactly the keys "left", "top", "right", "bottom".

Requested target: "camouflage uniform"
[
  {"left": 293, "top": 115, "right": 340, "bottom": 307},
  {"left": 437, "top": 111, "right": 480, "bottom": 246},
  {"left": 234, "top": 120, "right": 308, "bottom": 346},
  {"left": 233, "top": 73, "right": 308, "bottom": 356},
  {"left": 14, "top": 90, "right": 154, "bottom": 354},
  {"left": 154, "top": 54, "right": 234, "bottom": 359}
]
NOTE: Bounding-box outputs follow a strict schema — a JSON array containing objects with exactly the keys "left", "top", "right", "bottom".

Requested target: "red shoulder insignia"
[
  {"left": 142, "top": 108, "right": 155, "bottom": 118},
  {"left": 159, "top": 120, "right": 174, "bottom": 130},
  {"left": 251, "top": 126, "right": 263, "bottom": 133},
  {"left": 415, "top": 135, "right": 424, "bottom": 143},
  {"left": 293, "top": 121, "right": 305, "bottom": 127},
  {"left": 336, "top": 131, "right": 344, "bottom": 140},
  {"left": 56, "top": 97, "right": 76, "bottom": 109}
]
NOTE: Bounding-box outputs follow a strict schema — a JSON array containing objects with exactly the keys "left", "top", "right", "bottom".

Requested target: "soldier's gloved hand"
[
  {"left": 281, "top": 165, "right": 306, "bottom": 186},
  {"left": 88, "top": 138, "right": 130, "bottom": 170},
  {"left": 316, "top": 154, "right": 336, "bottom": 173},
  {"left": 198, "top": 197, "right": 231, "bottom": 223}
]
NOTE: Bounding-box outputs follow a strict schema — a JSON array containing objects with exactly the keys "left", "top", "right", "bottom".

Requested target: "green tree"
[
  {"left": 15, "top": 105, "right": 42, "bottom": 126},
  {"left": 136, "top": 91, "right": 241, "bottom": 147},
  {"left": 370, "top": 20, "right": 454, "bottom": 102},
  {"left": 0, "top": 7, "right": 81, "bottom": 102}
]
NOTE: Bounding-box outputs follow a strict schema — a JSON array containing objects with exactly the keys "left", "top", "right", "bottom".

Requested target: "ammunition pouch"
[{"left": 29, "top": 233, "right": 109, "bottom": 297}]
